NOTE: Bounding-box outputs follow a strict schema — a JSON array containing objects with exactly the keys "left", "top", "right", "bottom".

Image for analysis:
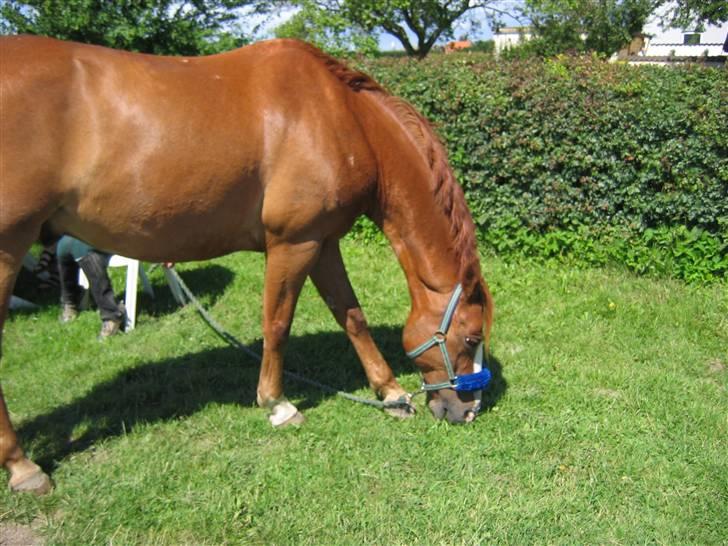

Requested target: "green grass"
[{"left": 2, "top": 241, "right": 726, "bottom": 544}]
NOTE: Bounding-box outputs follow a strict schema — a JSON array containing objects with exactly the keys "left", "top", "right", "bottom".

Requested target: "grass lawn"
[{"left": 2, "top": 240, "right": 726, "bottom": 544}]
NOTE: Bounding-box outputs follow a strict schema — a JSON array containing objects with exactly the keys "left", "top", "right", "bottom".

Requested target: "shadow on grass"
[
  {"left": 17, "top": 326, "right": 507, "bottom": 473},
  {"left": 139, "top": 264, "right": 237, "bottom": 316}
]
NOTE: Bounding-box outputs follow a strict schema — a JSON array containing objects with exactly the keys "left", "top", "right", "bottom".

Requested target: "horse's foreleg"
[
  {"left": 0, "top": 251, "right": 53, "bottom": 494},
  {"left": 309, "top": 240, "right": 414, "bottom": 418},
  {"left": 257, "top": 239, "right": 321, "bottom": 427}
]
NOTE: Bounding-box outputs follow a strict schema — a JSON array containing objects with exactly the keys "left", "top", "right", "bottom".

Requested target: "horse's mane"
[{"left": 293, "top": 41, "right": 481, "bottom": 285}]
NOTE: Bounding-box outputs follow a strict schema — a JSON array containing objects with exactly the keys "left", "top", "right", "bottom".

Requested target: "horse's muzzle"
[{"left": 427, "top": 390, "right": 479, "bottom": 424}]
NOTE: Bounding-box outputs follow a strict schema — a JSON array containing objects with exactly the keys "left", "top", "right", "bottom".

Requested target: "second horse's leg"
[{"left": 309, "top": 240, "right": 414, "bottom": 418}]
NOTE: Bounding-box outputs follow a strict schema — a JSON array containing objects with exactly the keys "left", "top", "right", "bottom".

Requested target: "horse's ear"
[
  {"left": 464, "top": 273, "right": 494, "bottom": 349},
  {"left": 466, "top": 277, "right": 483, "bottom": 304},
  {"left": 480, "top": 277, "right": 494, "bottom": 350},
  {"left": 463, "top": 265, "right": 483, "bottom": 304}
]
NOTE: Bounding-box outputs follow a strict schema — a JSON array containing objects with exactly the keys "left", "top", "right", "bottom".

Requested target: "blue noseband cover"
[{"left": 454, "top": 368, "right": 491, "bottom": 392}]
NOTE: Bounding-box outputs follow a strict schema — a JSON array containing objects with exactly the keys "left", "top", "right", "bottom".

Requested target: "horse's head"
[{"left": 403, "top": 277, "right": 493, "bottom": 424}]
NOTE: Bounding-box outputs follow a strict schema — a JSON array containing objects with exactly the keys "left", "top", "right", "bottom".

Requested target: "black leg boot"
[
  {"left": 78, "top": 252, "right": 125, "bottom": 339},
  {"left": 57, "top": 255, "right": 82, "bottom": 322}
]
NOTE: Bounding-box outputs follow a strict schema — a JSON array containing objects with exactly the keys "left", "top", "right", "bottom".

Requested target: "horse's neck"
[
  {"left": 375, "top": 157, "right": 461, "bottom": 312},
  {"left": 357, "top": 92, "right": 463, "bottom": 311}
]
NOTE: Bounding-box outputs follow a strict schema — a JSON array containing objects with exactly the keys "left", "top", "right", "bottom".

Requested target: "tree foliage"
[
  {"left": 519, "top": 0, "right": 654, "bottom": 56},
  {"left": 274, "top": 0, "right": 378, "bottom": 56},
  {"left": 275, "top": 0, "right": 509, "bottom": 58},
  {"left": 663, "top": 0, "right": 728, "bottom": 27},
  {"left": 0, "top": 0, "right": 260, "bottom": 55},
  {"left": 518, "top": 0, "right": 728, "bottom": 59}
]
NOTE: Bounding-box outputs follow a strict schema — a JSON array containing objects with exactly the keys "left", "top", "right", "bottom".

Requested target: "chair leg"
[{"left": 124, "top": 259, "right": 139, "bottom": 331}]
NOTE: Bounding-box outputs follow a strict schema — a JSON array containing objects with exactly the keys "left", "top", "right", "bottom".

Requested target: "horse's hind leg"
[
  {"left": 309, "top": 240, "right": 414, "bottom": 418},
  {"left": 0, "top": 233, "right": 53, "bottom": 494}
]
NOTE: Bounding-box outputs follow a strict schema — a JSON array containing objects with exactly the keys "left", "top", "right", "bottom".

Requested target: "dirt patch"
[
  {"left": 0, "top": 523, "right": 43, "bottom": 546},
  {"left": 708, "top": 359, "right": 725, "bottom": 374},
  {"left": 593, "top": 387, "right": 621, "bottom": 399}
]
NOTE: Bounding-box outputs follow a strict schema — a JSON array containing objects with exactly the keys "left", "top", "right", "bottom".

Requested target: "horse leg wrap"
[{"left": 267, "top": 399, "right": 303, "bottom": 427}]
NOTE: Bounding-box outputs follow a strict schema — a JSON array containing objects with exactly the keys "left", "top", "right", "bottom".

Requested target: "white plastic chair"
[{"left": 79, "top": 256, "right": 153, "bottom": 331}]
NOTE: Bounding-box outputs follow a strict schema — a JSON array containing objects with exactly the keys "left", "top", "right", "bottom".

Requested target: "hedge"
[{"left": 353, "top": 53, "right": 728, "bottom": 283}]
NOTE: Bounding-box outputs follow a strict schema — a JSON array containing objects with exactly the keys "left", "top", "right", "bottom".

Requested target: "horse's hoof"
[
  {"left": 274, "top": 411, "right": 305, "bottom": 427},
  {"left": 10, "top": 469, "right": 53, "bottom": 495},
  {"left": 384, "top": 405, "right": 416, "bottom": 419},
  {"left": 267, "top": 399, "right": 305, "bottom": 427},
  {"left": 383, "top": 395, "right": 416, "bottom": 420}
]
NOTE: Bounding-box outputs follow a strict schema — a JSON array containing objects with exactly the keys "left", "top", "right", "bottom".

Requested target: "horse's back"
[{"left": 1, "top": 37, "right": 378, "bottom": 260}]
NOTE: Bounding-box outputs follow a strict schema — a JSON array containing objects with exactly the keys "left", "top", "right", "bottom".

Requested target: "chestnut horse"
[{"left": 0, "top": 36, "right": 493, "bottom": 494}]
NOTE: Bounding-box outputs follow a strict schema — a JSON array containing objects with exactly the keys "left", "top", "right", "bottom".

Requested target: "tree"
[
  {"left": 0, "top": 0, "right": 263, "bottom": 55},
  {"left": 519, "top": 0, "right": 728, "bottom": 58},
  {"left": 275, "top": 0, "right": 512, "bottom": 59},
  {"left": 521, "top": 0, "right": 654, "bottom": 56},
  {"left": 661, "top": 0, "right": 728, "bottom": 27},
  {"left": 274, "top": 0, "right": 378, "bottom": 56}
]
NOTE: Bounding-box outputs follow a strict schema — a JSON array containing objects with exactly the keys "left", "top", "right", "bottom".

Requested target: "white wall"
[
  {"left": 493, "top": 28, "right": 533, "bottom": 54},
  {"left": 641, "top": 9, "right": 728, "bottom": 57}
]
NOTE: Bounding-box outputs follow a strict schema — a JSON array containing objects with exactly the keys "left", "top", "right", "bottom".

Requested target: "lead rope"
[{"left": 165, "top": 267, "right": 413, "bottom": 410}]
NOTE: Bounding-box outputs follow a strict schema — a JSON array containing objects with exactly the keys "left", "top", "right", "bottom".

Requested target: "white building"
[
  {"left": 638, "top": 19, "right": 728, "bottom": 58},
  {"left": 619, "top": 2, "right": 728, "bottom": 64},
  {"left": 493, "top": 27, "right": 533, "bottom": 55},
  {"left": 493, "top": 4, "right": 728, "bottom": 64}
]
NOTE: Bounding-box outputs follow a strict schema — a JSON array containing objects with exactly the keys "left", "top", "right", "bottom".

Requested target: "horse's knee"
[
  {"left": 345, "top": 308, "right": 368, "bottom": 337},
  {"left": 263, "top": 319, "right": 291, "bottom": 350}
]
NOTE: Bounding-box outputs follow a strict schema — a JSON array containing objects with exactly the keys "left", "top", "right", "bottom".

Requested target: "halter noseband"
[{"left": 405, "top": 283, "right": 492, "bottom": 393}]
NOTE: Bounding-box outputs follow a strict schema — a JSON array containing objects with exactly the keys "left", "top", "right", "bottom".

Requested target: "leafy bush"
[
  {"left": 469, "top": 40, "right": 495, "bottom": 54},
  {"left": 353, "top": 53, "right": 728, "bottom": 282}
]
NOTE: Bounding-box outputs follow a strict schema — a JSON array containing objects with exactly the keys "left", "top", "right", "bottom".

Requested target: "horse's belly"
[{"left": 54, "top": 171, "right": 266, "bottom": 262}]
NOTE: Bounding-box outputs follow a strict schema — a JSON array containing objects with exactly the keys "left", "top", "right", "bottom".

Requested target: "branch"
[
  {"left": 402, "top": 7, "right": 426, "bottom": 42},
  {"left": 482, "top": 4, "right": 526, "bottom": 25},
  {"left": 380, "top": 22, "right": 416, "bottom": 55}
]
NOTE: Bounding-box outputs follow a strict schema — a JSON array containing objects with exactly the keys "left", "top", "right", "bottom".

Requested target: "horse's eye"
[{"left": 465, "top": 335, "right": 482, "bottom": 347}]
